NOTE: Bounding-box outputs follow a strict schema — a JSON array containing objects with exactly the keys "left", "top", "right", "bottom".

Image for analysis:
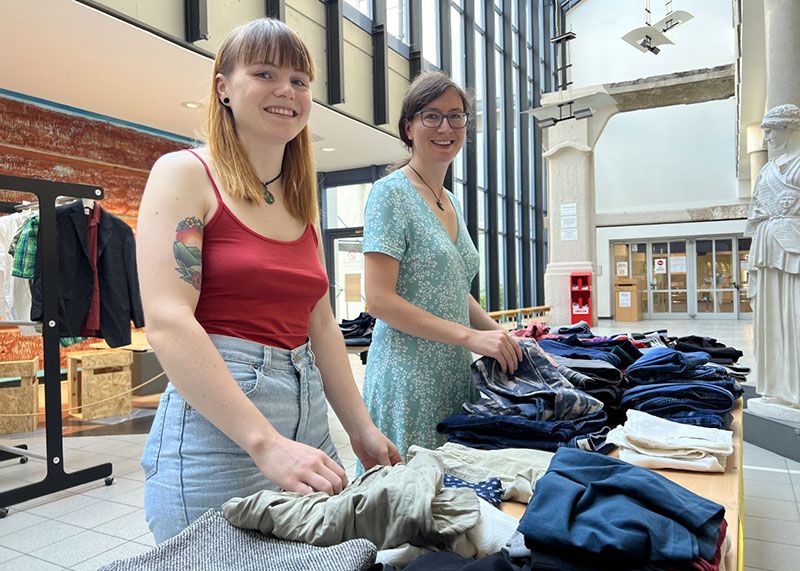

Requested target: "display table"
[{"left": 501, "top": 402, "right": 744, "bottom": 571}]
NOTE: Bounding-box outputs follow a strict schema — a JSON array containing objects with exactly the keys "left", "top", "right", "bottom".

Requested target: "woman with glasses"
[{"left": 362, "top": 71, "right": 523, "bottom": 457}]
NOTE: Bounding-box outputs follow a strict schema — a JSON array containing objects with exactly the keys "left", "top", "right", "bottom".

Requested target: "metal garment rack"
[{"left": 0, "top": 175, "right": 113, "bottom": 518}]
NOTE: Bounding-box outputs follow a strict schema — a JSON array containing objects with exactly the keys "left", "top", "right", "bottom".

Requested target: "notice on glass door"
[
  {"left": 654, "top": 258, "right": 667, "bottom": 274},
  {"left": 670, "top": 255, "right": 687, "bottom": 274}
]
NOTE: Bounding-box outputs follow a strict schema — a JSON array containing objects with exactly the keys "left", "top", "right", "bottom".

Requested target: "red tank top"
[{"left": 189, "top": 150, "right": 328, "bottom": 350}]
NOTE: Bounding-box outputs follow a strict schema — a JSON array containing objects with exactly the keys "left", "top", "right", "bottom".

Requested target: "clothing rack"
[{"left": 0, "top": 174, "right": 113, "bottom": 518}]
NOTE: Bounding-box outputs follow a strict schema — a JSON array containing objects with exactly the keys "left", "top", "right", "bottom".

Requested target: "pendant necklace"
[
  {"left": 262, "top": 170, "right": 282, "bottom": 205},
  {"left": 407, "top": 164, "right": 446, "bottom": 211}
]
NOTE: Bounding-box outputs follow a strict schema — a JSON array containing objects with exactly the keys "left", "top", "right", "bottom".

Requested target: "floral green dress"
[{"left": 362, "top": 169, "right": 480, "bottom": 457}]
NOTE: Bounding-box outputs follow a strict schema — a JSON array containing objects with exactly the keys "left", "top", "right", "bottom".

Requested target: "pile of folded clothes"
[
  {"left": 537, "top": 334, "right": 642, "bottom": 370},
  {"left": 338, "top": 312, "right": 375, "bottom": 346},
  {"left": 608, "top": 409, "right": 734, "bottom": 472},
  {"left": 553, "top": 355, "right": 626, "bottom": 425},
  {"left": 517, "top": 448, "right": 729, "bottom": 571},
  {"left": 437, "top": 341, "right": 612, "bottom": 452},
  {"left": 622, "top": 347, "right": 743, "bottom": 429},
  {"left": 673, "top": 335, "right": 744, "bottom": 365}
]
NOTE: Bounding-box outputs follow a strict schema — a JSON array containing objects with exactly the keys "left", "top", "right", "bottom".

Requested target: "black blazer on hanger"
[{"left": 31, "top": 201, "right": 145, "bottom": 347}]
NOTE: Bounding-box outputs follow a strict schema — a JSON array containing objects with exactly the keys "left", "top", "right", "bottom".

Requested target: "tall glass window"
[
  {"left": 387, "top": 0, "right": 410, "bottom": 44},
  {"left": 345, "top": 0, "right": 371, "bottom": 18},
  {"left": 422, "top": 1, "right": 440, "bottom": 66}
]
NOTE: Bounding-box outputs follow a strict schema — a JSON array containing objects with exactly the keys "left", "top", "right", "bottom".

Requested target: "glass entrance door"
[
  {"left": 695, "top": 237, "right": 752, "bottom": 318},
  {"left": 648, "top": 241, "right": 688, "bottom": 318},
  {"left": 324, "top": 229, "right": 366, "bottom": 320},
  {"left": 611, "top": 236, "right": 752, "bottom": 320}
]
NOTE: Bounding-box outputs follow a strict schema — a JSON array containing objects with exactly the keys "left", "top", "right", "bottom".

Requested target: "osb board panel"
[
  {"left": 0, "top": 358, "right": 38, "bottom": 378},
  {"left": 81, "top": 351, "right": 133, "bottom": 369},
  {"left": 0, "top": 384, "right": 37, "bottom": 434},
  {"left": 81, "top": 370, "right": 132, "bottom": 421}
]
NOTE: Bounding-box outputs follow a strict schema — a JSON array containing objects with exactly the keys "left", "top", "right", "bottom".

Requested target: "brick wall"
[{"left": 0, "top": 95, "right": 190, "bottom": 366}]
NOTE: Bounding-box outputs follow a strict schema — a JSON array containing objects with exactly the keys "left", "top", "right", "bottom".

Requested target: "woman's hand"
[
  {"left": 349, "top": 424, "right": 403, "bottom": 471},
  {"left": 251, "top": 434, "right": 348, "bottom": 495},
  {"left": 464, "top": 329, "right": 524, "bottom": 374}
]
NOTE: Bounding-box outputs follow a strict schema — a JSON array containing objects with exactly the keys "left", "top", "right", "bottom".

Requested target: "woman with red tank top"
[{"left": 136, "top": 19, "right": 400, "bottom": 543}]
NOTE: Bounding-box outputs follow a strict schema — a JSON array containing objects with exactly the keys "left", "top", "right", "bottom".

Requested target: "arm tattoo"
[{"left": 173, "top": 217, "right": 204, "bottom": 290}]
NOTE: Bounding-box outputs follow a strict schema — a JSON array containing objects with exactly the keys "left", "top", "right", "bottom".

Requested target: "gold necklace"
[{"left": 407, "top": 164, "right": 445, "bottom": 211}]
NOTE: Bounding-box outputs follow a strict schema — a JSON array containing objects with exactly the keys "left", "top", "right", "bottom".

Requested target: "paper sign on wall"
[
  {"left": 345, "top": 273, "right": 362, "bottom": 302},
  {"left": 618, "top": 291, "right": 632, "bottom": 307},
  {"left": 560, "top": 203, "right": 577, "bottom": 216},
  {"left": 654, "top": 258, "right": 667, "bottom": 274},
  {"left": 561, "top": 228, "right": 578, "bottom": 241},
  {"left": 616, "top": 261, "right": 629, "bottom": 277}
]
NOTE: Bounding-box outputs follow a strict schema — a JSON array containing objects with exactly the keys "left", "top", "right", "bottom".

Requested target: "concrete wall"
[
  {"left": 95, "top": 0, "right": 184, "bottom": 38},
  {"left": 94, "top": 0, "right": 410, "bottom": 134},
  {"left": 594, "top": 98, "right": 740, "bottom": 214}
]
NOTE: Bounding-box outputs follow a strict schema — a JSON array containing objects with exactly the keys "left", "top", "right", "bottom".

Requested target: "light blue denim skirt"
[{"left": 141, "top": 334, "right": 340, "bottom": 543}]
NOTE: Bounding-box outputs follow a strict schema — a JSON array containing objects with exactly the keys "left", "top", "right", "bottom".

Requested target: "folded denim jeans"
[
  {"left": 538, "top": 338, "right": 630, "bottom": 368},
  {"left": 663, "top": 411, "right": 733, "bottom": 430},
  {"left": 437, "top": 410, "right": 610, "bottom": 451},
  {"left": 621, "top": 382, "right": 736, "bottom": 416},
  {"left": 627, "top": 347, "right": 715, "bottom": 385}
]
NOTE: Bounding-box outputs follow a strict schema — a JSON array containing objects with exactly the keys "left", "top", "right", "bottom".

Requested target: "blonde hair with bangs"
[{"left": 207, "top": 18, "right": 318, "bottom": 225}]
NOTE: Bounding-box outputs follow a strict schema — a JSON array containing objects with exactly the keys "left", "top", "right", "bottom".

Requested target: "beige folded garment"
[{"left": 222, "top": 449, "right": 480, "bottom": 550}]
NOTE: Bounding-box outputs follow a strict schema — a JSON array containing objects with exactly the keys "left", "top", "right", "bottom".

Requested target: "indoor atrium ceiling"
[{"left": 0, "top": 0, "right": 404, "bottom": 172}]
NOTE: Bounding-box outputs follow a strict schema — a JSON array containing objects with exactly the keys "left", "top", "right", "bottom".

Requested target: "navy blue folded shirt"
[{"left": 519, "top": 448, "right": 725, "bottom": 567}]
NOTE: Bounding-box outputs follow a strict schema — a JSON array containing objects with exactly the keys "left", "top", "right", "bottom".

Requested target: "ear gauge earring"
[{"left": 222, "top": 97, "right": 230, "bottom": 105}]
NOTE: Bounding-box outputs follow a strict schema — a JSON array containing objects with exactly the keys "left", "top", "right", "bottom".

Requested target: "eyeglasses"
[{"left": 413, "top": 109, "right": 469, "bottom": 129}]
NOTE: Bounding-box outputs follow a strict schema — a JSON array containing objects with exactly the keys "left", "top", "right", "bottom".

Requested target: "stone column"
[
  {"left": 543, "top": 118, "right": 597, "bottom": 325},
  {"left": 764, "top": 0, "right": 800, "bottom": 108},
  {"left": 746, "top": 123, "right": 768, "bottom": 197}
]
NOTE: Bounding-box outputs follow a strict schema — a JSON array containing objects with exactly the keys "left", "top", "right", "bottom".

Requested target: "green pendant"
[{"left": 263, "top": 186, "right": 275, "bottom": 205}]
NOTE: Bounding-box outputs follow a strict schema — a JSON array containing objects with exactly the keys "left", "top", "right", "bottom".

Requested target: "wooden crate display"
[
  {"left": 0, "top": 358, "right": 39, "bottom": 435},
  {"left": 68, "top": 351, "right": 133, "bottom": 420}
]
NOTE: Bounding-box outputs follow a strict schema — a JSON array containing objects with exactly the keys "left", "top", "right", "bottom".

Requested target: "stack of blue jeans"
[
  {"left": 622, "top": 347, "right": 741, "bottom": 429},
  {"left": 538, "top": 335, "right": 642, "bottom": 369},
  {"left": 437, "top": 341, "right": 612, "bottom": 452}
]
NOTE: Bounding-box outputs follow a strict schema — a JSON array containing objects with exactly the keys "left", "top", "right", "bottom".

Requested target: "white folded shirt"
[
  {"left": 608, "top": 410, "right": 733, "bottom": 472},
  {"left": 619, "top": 448, "right": 727, "bottom": 472}
]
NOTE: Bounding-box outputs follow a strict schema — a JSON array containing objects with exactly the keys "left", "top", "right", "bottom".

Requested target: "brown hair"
[
  {"left": 387, "top": 71, "right": 474, "bottom": 173},
  {"left": 206, "top": 18, "right": 318, "bottom": 225}
]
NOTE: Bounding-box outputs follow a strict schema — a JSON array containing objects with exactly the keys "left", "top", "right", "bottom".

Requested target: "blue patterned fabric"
[
  {"left": 362, "top": 169, "right": 481, "bottom": 457},
  {"left": 442, "top": 474, "right": 503, "bottom": 506}
]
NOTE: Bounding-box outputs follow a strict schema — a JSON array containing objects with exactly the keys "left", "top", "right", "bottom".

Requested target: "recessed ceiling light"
[
  {"left": 181, "top": 101, "right": 202, "bottom": 109},
  {"left": 321, "top": 147, "right": 335, "bottom": 152}
]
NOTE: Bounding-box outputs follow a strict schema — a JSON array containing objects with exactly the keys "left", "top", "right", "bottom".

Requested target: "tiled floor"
[{"left": 0, "top": 319, "right": 796, "bottom": 570}]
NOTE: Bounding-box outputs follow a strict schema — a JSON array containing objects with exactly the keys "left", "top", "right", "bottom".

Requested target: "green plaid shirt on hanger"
[{"left": 12, "top": 215, "right": 39, "bottom": 279}]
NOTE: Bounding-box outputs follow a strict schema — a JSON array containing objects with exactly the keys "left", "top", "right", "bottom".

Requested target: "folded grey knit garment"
[{"left": 97, "top": 510, "right": 377, "bottom": 571}]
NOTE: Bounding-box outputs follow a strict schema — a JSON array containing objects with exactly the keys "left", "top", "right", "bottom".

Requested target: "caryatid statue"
[{"left": 745, "top": 104, "right": 800, "bottom": 414}]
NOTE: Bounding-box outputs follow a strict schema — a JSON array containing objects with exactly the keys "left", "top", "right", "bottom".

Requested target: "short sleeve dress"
[{"left": 362, "top": 169, "right": 480, "bottom": 456}]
